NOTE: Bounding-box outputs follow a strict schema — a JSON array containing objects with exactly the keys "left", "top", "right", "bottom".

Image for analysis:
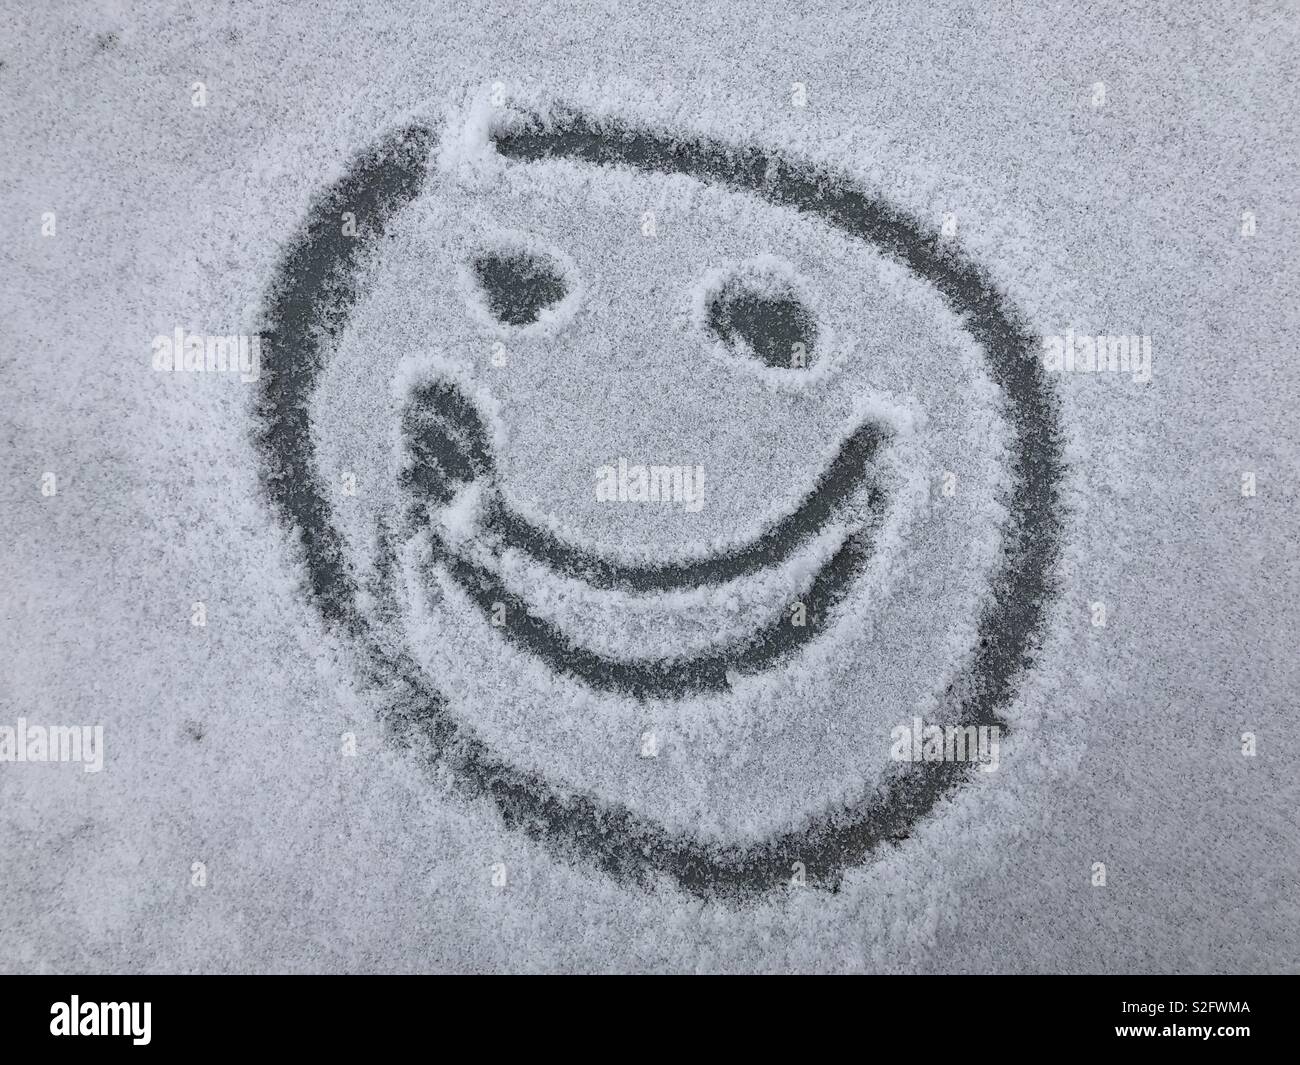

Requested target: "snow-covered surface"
[{"left": 1, "top": 0, "right": 1297, "bottom": 972}]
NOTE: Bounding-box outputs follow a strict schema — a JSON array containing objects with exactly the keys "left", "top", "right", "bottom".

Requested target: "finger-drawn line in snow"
[
  {"left": 254, "top": 102, "right": 1065, "bottom": 899},
  {"left": 398, "top": 372, "right": 890, "bottom": 700}
]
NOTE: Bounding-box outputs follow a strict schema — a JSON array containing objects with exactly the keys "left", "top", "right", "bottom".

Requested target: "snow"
[{"left": 1, "top": 0, "right": 1297, "bottom": 974}]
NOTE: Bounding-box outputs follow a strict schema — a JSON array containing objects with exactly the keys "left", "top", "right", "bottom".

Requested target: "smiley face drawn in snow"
[{"left": 255, "top": 100, "right": 1064, "bottom": 899}]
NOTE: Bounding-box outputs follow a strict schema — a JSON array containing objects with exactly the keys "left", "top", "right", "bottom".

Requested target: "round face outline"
[{"left": 254, "top": 100, "right": 1065, "bottom": 900}]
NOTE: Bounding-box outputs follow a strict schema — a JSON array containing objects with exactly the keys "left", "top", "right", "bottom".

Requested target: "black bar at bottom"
[{"left": 0, "top": 975, "right": 1289, "bottom": 1051}]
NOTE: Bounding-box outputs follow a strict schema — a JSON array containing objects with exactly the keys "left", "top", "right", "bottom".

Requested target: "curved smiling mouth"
[{"left": 397, "top": 373, "right": 893, "bottom": 700}]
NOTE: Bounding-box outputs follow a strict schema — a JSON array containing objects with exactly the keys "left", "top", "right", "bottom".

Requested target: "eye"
[
  {"left": 470, "top": 249, "right": 568, "bottom": 326},
  {"left": 704, "top": 274, "right": 818, "bottom": 371}
]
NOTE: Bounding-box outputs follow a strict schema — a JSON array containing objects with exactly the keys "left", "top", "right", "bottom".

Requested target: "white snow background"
[{"left": 0, "top": 0, "right": 1297, "bottom": 972}]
